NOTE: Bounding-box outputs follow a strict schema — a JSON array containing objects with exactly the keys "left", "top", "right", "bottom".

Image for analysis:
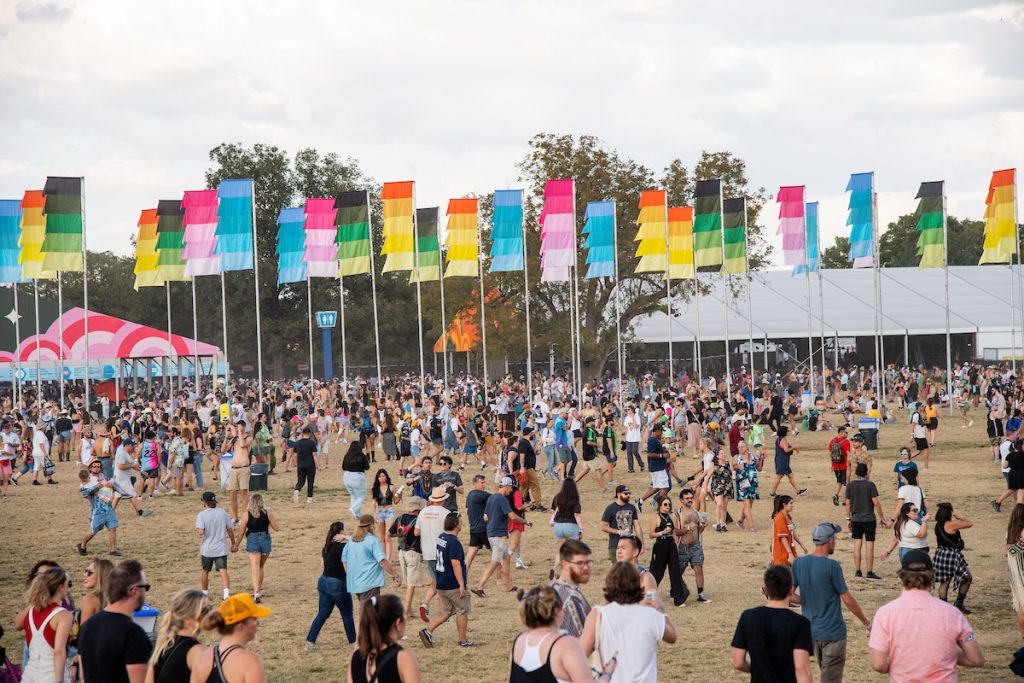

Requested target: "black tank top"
[
  {"left": 936, "top": 522, "right": 962, "bottom": 549},
  {"left": 350, "top": 644, "right": 402, "bottom": 683},
  {"left": 246, "top": 512, "right": 270, "bottom": 534},
  {"left": 655, "top": 512, "right": 674, "bottom": 540},
  {"left": 373, "top": 486, "right": 394, "bottom": 506},
  {"left": 204, "top": 644, "right": 241, "bottom": 683},
  {"left": 153, "top": 635, "right": 199, "bottom": 683},
  {"left": 509, "top": 633, "right": 564, "bottom": 683}
]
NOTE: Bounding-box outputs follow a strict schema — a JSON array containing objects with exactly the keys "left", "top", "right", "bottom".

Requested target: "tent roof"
[{"left": 632, "top": 265, "right": 1013, "bottom": 343}]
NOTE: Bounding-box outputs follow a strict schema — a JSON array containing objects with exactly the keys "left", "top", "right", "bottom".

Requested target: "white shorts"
[
  {"left": 488, "top": 536, "right": 511, "bottom": 563},
  {"left": 650, "top": 469, "right": 670, "bottom": 489}
]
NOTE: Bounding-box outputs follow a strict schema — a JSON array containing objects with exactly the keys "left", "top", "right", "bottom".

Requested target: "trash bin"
[
  {"left": 133, "top": 603, "right": 160, "bottom": 647},
  {"left": 857, "top": 418, "right": 880, "bottom": 451},
  {"left": 249, "top": 463, "right": 268, "bottom": 491}
]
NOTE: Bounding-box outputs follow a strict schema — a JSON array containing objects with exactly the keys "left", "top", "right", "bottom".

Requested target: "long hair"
[
  {"left": 1008, "top": 503, "right": 1024, "bottom": 546},
  {"left": 323, "top": 521, "right": 345, "bottom": 557},
  {"left": 247, "top": 493, "right": 267, "bottom": 520},
  {"left": 934, "top": 501, "right": 953, "bottom": 527},
  {"left": 151, "top": 589, "right": 207, "bottom": 664},
  {"left": 356, "top": 594, "right": 405, "bottom": 664},
  {"left": 772, "top": 495, "right": 793, "bottom": 519},
  {"left": 552, "top": 478, "right": 579, "bottom": 515},
  {"left": 26, "top": 567, "right": 67, "bottom": 610},
  {"left": 26, "top": 560, "right": 59, "bottom": 587},
  {"left": 371, "top": 469, "right": 392, "bottom": 501},
  {"left": 893, "top": 502, "right": 914, "bottom": 542},
  {"left": 88, "top": 558, "right": 114, "bottom": 609}
]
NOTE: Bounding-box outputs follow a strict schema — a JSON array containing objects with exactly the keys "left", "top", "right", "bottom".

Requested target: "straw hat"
[
  {"left": 357, "top": 514, "right": 375, "bottom": 529},
  {"left": 428, "top": 487, "right": 449, "bottom": 503}
]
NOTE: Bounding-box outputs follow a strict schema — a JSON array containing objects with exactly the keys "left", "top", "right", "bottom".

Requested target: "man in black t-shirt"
[
  {"left": 599, "top": 485, "right": 641, "bottom": 563},
  {"left": 731, "top": 564, "right": 813, "bottom": 683},
  {"left": 515, "top": 428, "right": 544, "bottom": 511},
  {"left": 464, "top": 474, "right": 491, "bottom": 571},
  {"left": 78, "top": 559, "right": 153, "bottom": 683},
  {"left": 292, "top": 427, "right": 320, "bottom": 503}
]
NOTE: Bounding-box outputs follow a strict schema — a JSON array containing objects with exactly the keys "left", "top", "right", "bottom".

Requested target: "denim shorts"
[
  {"left": 246, "top": 531, "right": 272, "bottom": 555},
  {"left": 91, "top": 508, "right": 119, "bottom": 532},
  {"left": 375, "top": 507, "right": 395, "bottom": 524},
  {"left": 553, "top": 522, "right": 581, "bottom": 540}
]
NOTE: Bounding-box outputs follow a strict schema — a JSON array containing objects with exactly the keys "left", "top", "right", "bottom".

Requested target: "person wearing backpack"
[
  {"left": 828, "top": 425, "right": 851, "bottom": 507},
  {"left": 389, "top": 497, "right": 428, "bottom": 616}
]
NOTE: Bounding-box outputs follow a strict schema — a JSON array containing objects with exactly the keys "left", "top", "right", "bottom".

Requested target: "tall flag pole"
[
  {"left": 445, "top": 198, "right": 481, "bottom": 393},
  {"left": 796, "top": 201, "right": 825, "bottom": 394},
  {"left": 980, "top": 169, "right": 1020, "bottom": 372},
  {"left": 155, "top": 199, "right": 188, "bottom": 390},
  {"left": 724, "top": 197, "right": 753, "bottom": 385},
  {"left": 571, "top": 183, "right": 583, "bottom": 401},
  {"left": 20, "top": 190, "right": 51, "bottom": 399},
  {"left": 846, "top": 172, "right": 882, "bottom": 395},
  {"left": 412, "top": 207, "right": 444, "bottom": 390},
  {"left": 914, "top": 181, "right": 953, "bottom": 413},
  {"left": 182, "top": 189, "right": 220, "bottom": 388},
  {"left": 583, "top": 200, "right": 620, "bottom": 393},
  {"left": 635, "top": 190, "right": 672, "bottom": 380},
  {"left": 791, "top": 196, "right": 815, "bottom": 392},
  {"left": 336, "top": 191, "right": 373, "bottom": 389},
  {"left": 303, "top": 197, "right": 341, "bottom": 385},
  {"left": 215, "top": 179, "right": 257, "bottom": 394},
  {"left": 667, "top": 206, "right": 697, "bottom": 379},
  {"left": 702, "top": 180, "right": 735, "bottom": 390},
  {"left": 276, "top": 205, "right": 306, "bottom": 384},
  {"left": 695, "top": 179, "right": 724, "bottom": 387},
  {"left": 778, "top": 185, "right": 810, "bottom": 382},
  {"left": 539, "top": 180, "right": 577, "bottom": 395},
  {"left": 0, "top": 200, "right": 24, "bottom": 401},
  {"left": 381, "top": 181, "right": 419, "bottom": 401},
  {"left": 491, "top": 190, "right": 527, "bottom": 397}
]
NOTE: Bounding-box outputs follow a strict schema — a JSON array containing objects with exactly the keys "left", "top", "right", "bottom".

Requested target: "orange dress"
[{"left": 772, "top": 512, "right": 795, "bottom": 566}]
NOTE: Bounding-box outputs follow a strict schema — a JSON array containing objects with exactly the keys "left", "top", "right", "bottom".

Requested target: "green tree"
[
  {"left": 822, "top": 215, "right": 987, "bottom": 269},
  {"left": 821, "top": 237, "right": 852, "bottom": 269}
]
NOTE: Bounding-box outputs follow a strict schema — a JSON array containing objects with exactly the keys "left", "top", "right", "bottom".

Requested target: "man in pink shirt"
[{"left": 869, "top": 549, "right": 984, "bottom": 681}]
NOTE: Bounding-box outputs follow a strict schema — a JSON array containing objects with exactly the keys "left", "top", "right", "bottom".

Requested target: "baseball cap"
[
  {"left": 218, "top": 593, "right": 271, "bottom": 625},
  {"left": 201, "top": 491, "right": 217, "bottom": 504},
  {"left": 900, "top": 548, "right": 933, "bottom": 570},
  {"left": 614, "top": 484, "right": 630, "bottom": 495},
  {"left": 122, "top": 438, "right": 136, "bottom": 446},
  {"left": 500, "top": 476, "right": 516, "bottom": 487},
  {"left": 811, "top": 523, "right": 842, "bottom": 545}
]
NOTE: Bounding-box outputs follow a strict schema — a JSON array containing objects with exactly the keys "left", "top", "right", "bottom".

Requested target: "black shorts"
[
  {"left": 468, "top": 531, "right": 491, "bottom": 549},
  {"left": 914, "top": 437, "right": 929, "bottom": 451},
  {"left": 850, "top": 520, "right": 876, "bottom": 542},
  {"left": 833, "top": 469, "right": 847, "bottom": 485},
  {"left": 582, "top": 449, "right": 596, "bottom": 462}
]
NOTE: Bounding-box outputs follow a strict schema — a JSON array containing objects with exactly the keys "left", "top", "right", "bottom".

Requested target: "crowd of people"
[{"left": 3, "top": 357, "right": 1024, "bottom": 682}]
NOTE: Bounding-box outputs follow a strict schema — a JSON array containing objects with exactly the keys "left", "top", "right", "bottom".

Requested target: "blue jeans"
[
  {"left": 344, "top": 471, "right": 366, "bottom": 516},
  {"left": 192, "top": 452, "right": 205, "bottom": 489},
  {"left": 543, "top": 445, "right": 557, "bottom": 478},
  {"left": 99, "top": 457, "right": 114, "bottom": 480},
  {"left": 567, "top": 448, "right": 578, "bottom": 479},
  {"left": 307, "top": 575, "right": 355, "bottom": 644}
]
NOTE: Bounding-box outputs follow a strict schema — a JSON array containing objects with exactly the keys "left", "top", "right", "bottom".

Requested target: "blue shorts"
[
  {"left": 463, "top": 444, "right": 479, "bottom": 455},
  {"left": 553, "top": 522, "right": 581, "bottom": 540},
  {"left": 59, "top": 430, "right": 73, "bottom": 443},
  {"left": 246, "top": 531, "right": 272, "bottom": 555},
  {"left": 411, "top": 445, "right": 421, "bottom": 457},
  {"left": 425, "top": 559, "right": 437, "bottom": 580},
  {"left": 91, "top": 508, "right": 119, "bottom": 533},
  {"left": 375, "top": 507, "right": 395, "bottom": 524}
]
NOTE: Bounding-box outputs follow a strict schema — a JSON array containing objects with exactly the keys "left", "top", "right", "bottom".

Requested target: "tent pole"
[{"left": 33, "top": 279, "right": 41, "bottom": 401}]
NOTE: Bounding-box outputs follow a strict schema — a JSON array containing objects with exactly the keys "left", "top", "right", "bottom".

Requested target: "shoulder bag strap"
[{"left": 367, "top": 646, "right": 401, "bottom": 683}]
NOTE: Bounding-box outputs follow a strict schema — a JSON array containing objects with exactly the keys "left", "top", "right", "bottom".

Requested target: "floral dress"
[
  {"left": 710, "top": 460, "right": 733, "bottom": 498},
  {"left": 734, "top": 452, "right": 760, "bottom": 501}
]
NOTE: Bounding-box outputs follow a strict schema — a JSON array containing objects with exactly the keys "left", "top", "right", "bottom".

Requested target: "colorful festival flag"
[
  {"left": 0, "top": 201, "right": 24, "bottom": 284},
  {"left": 155, "top": 199, "right": 189, "bottom": 281},
  {"left": 41, "top": 176, "right": 83, "bottom": 272},
  {"left": 215, "top": 179, "right": 255, "bottom": 272},
  {"left": 275, "top": 207, "right": 306, "bottom": 285},
  {"left": 539, "top": 179, "right": 575, "bottom": 282},
  {"left": 666, "top": 206, "right": 694, "bottom": 280},
  {"left": 722, "top": 197, "right": 747, "bottom": 274},
  {"left": 979, "top": 169, "right": 1016, "bottom": 264},
  {"left": 793, "top": 202, "right": 820, "bottom": 275},
  {"left": 846, "top": 172, "right": 875, "bottom": 268},
  {"left": 303, "top": 198, "right": 339, "bottom": 278},
  {"left": 915, "top": 181, "right": 945, "bottom": 269},
  {"left": 634, "top": 190, "right": 667, "bottom": 274},
  {"left": 335, "top": 191, "right": 371, "bottom": 277},
  {"left": 182, "top": 190, "right": 220, "bottom": 276},
  {"left": 411, "top": 207, "right": 441, "bottom": 283},
  {"left": 18, "top": 191, "right": 53, "bottom": 280},
  {"left": 582, "top": 201, "right": 615, "bottom": 279},
  {"left": 380, "top": 181, "right": 415, "bottom": 273},
  {"left": 489, "top": 190, "right": 524, "bottom": 273},
  {"left": 777, "top": 185, "right": 806, "bottom": 267},
  {"left": 693, "top": 179, "right": 723, "bottom": 268},
  {"left": 133, "top": 208, "right": 162, "bottom": 289},
  {"left": 444, "top": 199, "right": 479, "bottom": 278}
]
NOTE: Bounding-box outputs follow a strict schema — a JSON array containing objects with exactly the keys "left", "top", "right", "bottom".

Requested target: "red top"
[
  {"left": 828, "top": 436, "right": 851, "bottom": 471},
  {"left": 26, "top": 604, "right": 61, "bottom": 648}
]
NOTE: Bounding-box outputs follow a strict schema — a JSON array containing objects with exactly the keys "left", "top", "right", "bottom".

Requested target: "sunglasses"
[
  {"left": 84, "top": 569, "right": 94, "bottom": 576},
  {"left": 132, "top": 583, "right": 151, "bottom": 592}
]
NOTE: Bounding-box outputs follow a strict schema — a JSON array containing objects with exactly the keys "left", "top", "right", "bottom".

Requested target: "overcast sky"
[{"left": 1, "top": 0, "right": 1021, "bottom": 268}]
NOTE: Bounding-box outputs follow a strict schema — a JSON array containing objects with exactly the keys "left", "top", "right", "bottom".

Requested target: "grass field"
[{"left": 1, "top": 410, "right": 1020, "bottom": 682}]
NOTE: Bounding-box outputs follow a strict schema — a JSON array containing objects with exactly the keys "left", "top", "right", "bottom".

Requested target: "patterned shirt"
[{"left": 549, "top": 578, "right": 591, "bottom": 637}]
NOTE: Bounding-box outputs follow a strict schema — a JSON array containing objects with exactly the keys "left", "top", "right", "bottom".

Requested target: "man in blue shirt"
[
  {"left": 471, "top": 476, "right": 525, "bottom": 596},
  {"left": 639, "top": 423, "right": 669, "bottom": 509},
  {"left": 792, "top": 523, "right": 871, "bottom": 683},
  {"left": 419, "top": 512, "right": 472, "bottom": 648},
  {"left": 553, "top": 409, "right": 570, "bottom": 480}
]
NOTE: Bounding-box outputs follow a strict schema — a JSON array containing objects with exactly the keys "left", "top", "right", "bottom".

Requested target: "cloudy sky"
[{"left": 1, "top": 0, "right": 1022, "bottom": 267}]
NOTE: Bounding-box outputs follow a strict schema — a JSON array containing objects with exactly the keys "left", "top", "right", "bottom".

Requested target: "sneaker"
[
  {"left": 32, "top": 480, "right": 41, "bottom": 486},
  {"left": 954, "top": 601, "right": 972, "bottom": 615},
  {"left": 769, "top": 492, "right": 777, "bottom": 497},
  {"left": 696, "top": 595, "right": 711, "bottom": 603},
  {"left": 832, "top": 494, "right": 840, "bottom": 506},
  {"left": 254, "top": 593, "right": 262, "bottom": 604},
  {"left": 457, "top": 639, "right": 474, "bottom": 647},
  {"left": 139, "top": 509, "right": 153, "bottom": 518},
  {"left": 797, "top": 488, "right": 808, "bottom": 496},
  {"left": 109, "top": 550, "right": 121, "bottom": 557},
  {"left": 303, "top": 642, "right": 321, "bottom": 652},
  {"left": 515, "top": 559, "right": 530, "bottom": 570},
  {"left": 223, "top": 588, "right": 231, "bottom": 600},
  {"left": 419, "top": 604, "right": 429, "bottom": 622},
  {"left": 47, "top": 479, "right": 58, "bottom": 485},
  {"left": 293, "top": 490, "right": 299, "bottom": 503},
  {"left": 854, "top": 570, "right": 863, "bottom": 578},
  {"left": 865, "top": 572, "right": 882, "bottom": 581},
  {"left": 991, "top": 500, "right": 1002, "bottom": 513},
  {"left": 418, "top": 628, "right": 434, "bottom": 648},
  {"left": 76, "top": 543, "right": 87, "bottom": 556},
  {"left": 10, "top": 477, "right": 17, "bottom": 486}
]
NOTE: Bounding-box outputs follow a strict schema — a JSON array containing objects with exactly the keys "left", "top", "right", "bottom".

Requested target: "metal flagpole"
[
  {"left": 476, "top": 213, "right": 489, "bottom": 402},
  {"left": 612, "top": 200, "right": 623, "bottom": 401},
  {"left": 1011, "top": 268, "right": 1018, "bottom": 375},
  {"left": 571, "top": 180, "right": 583, "bottom": 401},
  {"left": 165, "top": 281, "right": 173, "bottom": 394},
  {"left": 662, "top": 195, "right": 674, "bottom": 386},
  {"left": 81, "top": 176, "right": 91, "bottom": 410},
  {"left": 306, "top": 277, "right": 314, "bottom": 387},
  {"left": 250, "top": 179, "right": 265, "bottom": 411},
  {"left": 817, "top": 268, "right": 827, "bottom": 396},
  {"left": 412, "top": 187, "right": 426, "bottom": 404},
  {"left": 33, "top": 279, "right": 40, "bottom": 400},
  {"left": 191, "top": 279, "right": 199, "bottom": 392},
  {"left": 719, "top": 184, "right": 730, "bottom": 391},
  {"left": 942, "top": 182, "right": 953, "bottom": 416},
  {"left": 567, "top": 273, "right": 577, "bottom": 396},
  {"left": 694, "top": 274, "right": 703, "bottom": 383},
  {"left": 57, "top": 272, "right": 64, "bottom": 408},
  {"left": 13, "top": 283, "right": 20, "bottom": 406},
  {"left": 220, "top": 273, "right": 229, "bottom": 386},
  {"left": 874, "top": 188, "right": 887, "bottom": 403},
  {"left": 871, "top": 177, "right": 883, "bottom": 402},
  {"left": 802, "top": 198, "right": 814, "bottom": 393},
  {"left": 743, "top": 198, "right": 754, "bottom": 389},
  {"left": 1014, "top": 169, "right": 1023, "bottom": 376},
  {"left": 520, "top": 193, "right": 533, "bottom": 400},
  {"left": 366, "top": 193, "right": 383, "bottom": 394},
  {"left": 338, "top": 278, "right": 348, "bottom": 391},
  {"left": 437, "top": 215, "right": 448, "bottom": 396}
]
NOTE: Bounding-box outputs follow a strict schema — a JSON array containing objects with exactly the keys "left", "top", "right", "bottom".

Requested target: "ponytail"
[
  {"left": 200, "top": 608, "right": 233, "bottom": 635},
  {"left": 356, "top": 594, "right": 404, "bottom": 663},
  {"left": 25, "top": 567, "right": 67, "bottom": 610},
  {"left": 151, "top": 589, "right": 207, "bottom": 664}
]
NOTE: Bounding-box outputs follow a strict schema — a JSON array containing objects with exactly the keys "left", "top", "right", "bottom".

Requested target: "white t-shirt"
[
  {"left": 898, "top": 519, "right": 929, "bottom": 549},
  {"left": 113, "top": 445, "right": 135, "bottom": 489},
  {"left": 32, "top": 430, "right": 49, "bottom": 460},
  {"left": 624, "top": 414, "right": 642, "bottom": 443},
  {"left": 593, "top": 602, "right": 666, "bottom": 683},
  {"left": 196, "top": 506, "right": 233, "bottom": 558},
  {"left": 79, "top": 437, "right": 95, "bottom": 466},
  {"left": 0, "top": 431, "right": 19, "bottom": 461},
  {"left": 415, "top": 504, "right": 450, "bottom": 561},
  {"left": 1001, "top": 439, "right": 1013, "bottom": 474},
  {"left": 897, "top": 484, "right": 925, "bottom": 511},
  {"left": 410, "top": 427, "right": 423, "bottom": 448},
  {"left": 911, "top": 412, "right": 927, "bottom": 439}
]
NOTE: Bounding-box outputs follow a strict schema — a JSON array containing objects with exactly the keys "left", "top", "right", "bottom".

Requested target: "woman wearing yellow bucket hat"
[{"left": 190, "top": 593, "right": 270, "bottom": 682}]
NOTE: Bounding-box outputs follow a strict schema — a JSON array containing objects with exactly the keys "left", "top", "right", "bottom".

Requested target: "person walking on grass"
[
  {"left": 419, "top": 512, "right": 472, "bottom": 649},
  {"left": 638, "top": 423, "right": 669, "bottom": 511},
  {"left": 674, "top": 488, "right": 710, "bottom": 603},
  {"left": 412, "top": 487, "right": 449, "bottom": 623},
  {"left": 880, "top": 502, "right": 929, "bottom": 565},
  {"left": 305, "top": 521, "right": 356, "bottom": 652},
  {"left": 343, "top": 514, "right": 402, "bottom": 604},
  {"left": 910, "top": 402, "right": 931, "bottom": 468},
  {"left": 933, "top": 502, "right": 974, "bottom": 614},
  {"left": 791, "top": 523, "right": 872, "bottom": 683},
  {"left": 464, "top": 474, "right": 491, "bottom": 572},
  {"left": 648, "top": 494, "right": 689, "bottom": 607},
  {"left": 196, "top": 491, "right": 237, "bottom": 601},
  {"left": 291, "top": 426, "right": 321, "bottom": 505},
  {"left": 233, "top": 493, "right": 279, "bottom": 604},
  {"left": 768, "top": 426, "right": 807, "bottom": 498},
  {"left": 472, "top": 476, "right": 526, "bottom": 597},
  {"left": 77, "top": 460, "right": 122, "bottom": 557},
  {"left": 845, "top": 463, "right": 889, "bottom": 580},
  {"left": 827, "top": 425, "right": 850, "bottom": 506}
]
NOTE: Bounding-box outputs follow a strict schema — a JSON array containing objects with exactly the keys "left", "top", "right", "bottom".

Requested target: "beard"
[{"left": 569, "top": 566, "right": 588, "bottom": 585}]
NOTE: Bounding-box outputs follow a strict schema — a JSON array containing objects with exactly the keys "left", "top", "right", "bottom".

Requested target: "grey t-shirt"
[
  {"left": 196, "top": 507, "right": 232, "bottom": 558},
  {"left": 845, "top": 478, "right": 879, "bottom": 523},
  {"left": 791, "top": 554, "right": 848, "bottom": 641}
]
